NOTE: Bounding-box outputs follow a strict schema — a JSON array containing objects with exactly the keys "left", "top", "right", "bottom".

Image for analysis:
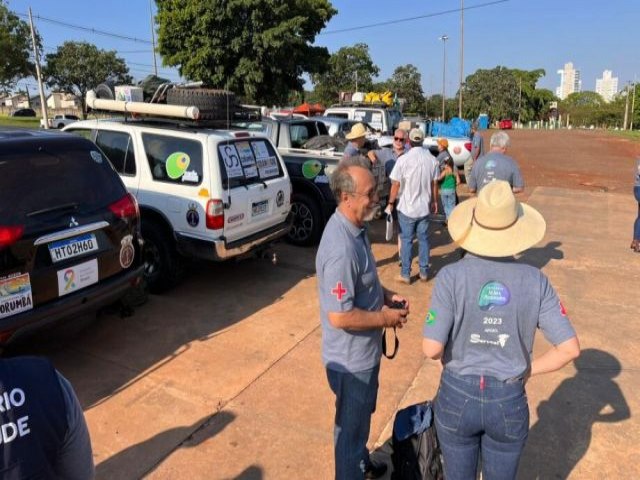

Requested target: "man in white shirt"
[{"left": 386, "top": 128, "right": 439, "bottom": 283}]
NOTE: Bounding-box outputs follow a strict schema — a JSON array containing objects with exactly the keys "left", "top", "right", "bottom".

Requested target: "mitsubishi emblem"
[{"left": 69, "top": 217, "right": 79, "bottom": 227}]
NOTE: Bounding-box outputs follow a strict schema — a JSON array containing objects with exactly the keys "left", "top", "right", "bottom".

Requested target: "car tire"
[
  {"left": 141, "top": 221, "right": 183, "bottom": 293},
  {"left": 287, "top": 193, "right": 323, "bottom": 246},
  {"left": 57, "top": 123, "right": 64, "bottom": 129},
  {"left": 166, "top": 88, "right": 236, "bottom": 121}
]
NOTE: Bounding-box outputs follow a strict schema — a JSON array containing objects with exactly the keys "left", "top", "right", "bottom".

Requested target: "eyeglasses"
[
  {"left": 394, "top": 137, "right": 405, "bottom": 142},
  {"left": 350, "top": 189, "right": 377, "bottom": 200}
]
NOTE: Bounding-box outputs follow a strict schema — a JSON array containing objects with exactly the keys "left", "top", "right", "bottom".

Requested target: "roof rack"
[
  {"left": 330, "top": 102, "right": 394, "bottom": 109},
  {"left": 85, "top": 90, "right": 261, "bottom": 129}
]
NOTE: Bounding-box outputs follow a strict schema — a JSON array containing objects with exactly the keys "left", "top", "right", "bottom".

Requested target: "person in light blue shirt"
[
  {"left": 468, "top": 131, "right": 523, "bottom": 194},
  {"left": 631, "top": 157, "right": 640, "bottom": 252},
  {"left": 422, "top": 181, "right": 579, "bottom": 480}
]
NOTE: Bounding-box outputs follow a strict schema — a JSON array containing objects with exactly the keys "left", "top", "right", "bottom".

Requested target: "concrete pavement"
[{"left": 36, "top": 185, "right": 639, "bottom": 479}]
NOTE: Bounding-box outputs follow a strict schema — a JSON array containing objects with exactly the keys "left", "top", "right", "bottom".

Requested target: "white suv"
[{"left": 65, "top": 119, "right": 292, "bottom": 292}]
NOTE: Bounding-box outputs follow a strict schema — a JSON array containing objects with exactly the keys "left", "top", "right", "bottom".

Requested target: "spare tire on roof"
[
  {"left": 166, "top": 88, "right": 236, "bottom": 121},
  {"left": 94, "top": 81, "right": 116, "bottom": 100}
]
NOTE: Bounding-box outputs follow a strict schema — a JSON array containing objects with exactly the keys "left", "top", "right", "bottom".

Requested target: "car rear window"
[
  {"left": 0, "top": 139, "right": 125, "bottom": 224},
  {"left": 217, "top": 138, "right": 284, "bottom": 189},
  {"left": 142, "top": 133, "right": 203, "bottom": 185}
]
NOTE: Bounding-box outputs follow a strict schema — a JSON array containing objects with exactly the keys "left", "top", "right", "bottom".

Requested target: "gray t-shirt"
[
  {"left": 468, "top": 151, "right": 524, "bottom": 192},
  {"left": 316, "top": 211, "right": 384, "bottom": 373},
  {"left": 423, "top": 255, "right": 576, "bottom": 381}
]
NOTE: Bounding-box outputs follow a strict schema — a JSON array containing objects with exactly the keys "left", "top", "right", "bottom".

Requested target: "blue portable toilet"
[{"left": 477, "top": 113, "right": 489, "bottom": 130}]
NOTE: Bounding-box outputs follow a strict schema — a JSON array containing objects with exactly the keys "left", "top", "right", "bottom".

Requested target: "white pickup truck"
[{"left": 40, "top": 114, "right": 80, "bottom": 129}]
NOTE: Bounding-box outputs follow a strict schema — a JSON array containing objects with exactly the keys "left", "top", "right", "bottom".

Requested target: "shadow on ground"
[
  {"left": 97, "top": 411, "right": 236, "bottom": 479},
  {"left": 518, "top": 348, "right": 630, "bottom": 479}
]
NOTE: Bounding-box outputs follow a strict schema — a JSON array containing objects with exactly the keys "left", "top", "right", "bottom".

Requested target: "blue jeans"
[
  {"left": 434, "top": 369, "right": 529, "bottom": 480},
  {"left": 326, "top": 364, "right": 380, "bottom": 480},
  {"left": 397, "top": 211, "right": 430, "bottom": 279},
  {"left": 634, "top": 186, "right": 640, "bottom": 240},
  {"left": 440, "top": 189, "right": 456, "bottom": 220}
]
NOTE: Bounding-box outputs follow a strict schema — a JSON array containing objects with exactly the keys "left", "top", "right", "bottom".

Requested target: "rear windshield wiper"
[{"left": 27, "top": 202, "right": 79, "bottom": 217}]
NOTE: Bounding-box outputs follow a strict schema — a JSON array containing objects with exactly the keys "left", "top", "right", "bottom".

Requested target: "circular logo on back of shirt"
[{"left": 478, "top": 281, "right": 510, "bottom": 311}]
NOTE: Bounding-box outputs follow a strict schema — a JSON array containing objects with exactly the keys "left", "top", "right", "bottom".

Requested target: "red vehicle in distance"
[{"left": 499, "top": 119, "right": 513, "bottom": 130}]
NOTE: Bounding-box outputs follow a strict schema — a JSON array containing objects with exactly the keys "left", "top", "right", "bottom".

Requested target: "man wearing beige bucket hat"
[
  {"left": 343, "top": 123, "right": 369, "bottom": 158},
  {"left": 422, "top": 180, "right": 580, "bottom": 480}
]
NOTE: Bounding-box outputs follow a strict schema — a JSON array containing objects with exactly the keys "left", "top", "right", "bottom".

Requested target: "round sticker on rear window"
[
  {"left": 90, "top": 151, "right": 103, "bottom": 163},
  {"left": 166, "top": 152, "right": 191, "bottom": 179}
]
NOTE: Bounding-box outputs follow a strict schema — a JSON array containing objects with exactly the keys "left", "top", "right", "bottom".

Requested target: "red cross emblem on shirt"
[{"left": 331, "top": 282, "right": 346, "bottom": 301}]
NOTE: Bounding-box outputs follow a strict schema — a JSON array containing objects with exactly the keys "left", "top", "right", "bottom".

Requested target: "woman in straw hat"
[{"left": 422, "top": 180, "right": 580, "bottom": 480}]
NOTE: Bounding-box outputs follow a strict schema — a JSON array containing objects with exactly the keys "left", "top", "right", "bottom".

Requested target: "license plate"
[
  {"left": 48, "top": 233, "right": 98, "bottom": 263},
  {"left": 252, "top": 200, "right": 268, "bottom": 217}
]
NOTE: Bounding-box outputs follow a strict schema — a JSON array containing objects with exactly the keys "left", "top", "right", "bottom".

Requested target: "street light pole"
[
  {"left": 439, "top": 34, "right": 448, "bottom": 121},
  {"left": 459, "top": 0, "right": 464, "bottom": 118}
]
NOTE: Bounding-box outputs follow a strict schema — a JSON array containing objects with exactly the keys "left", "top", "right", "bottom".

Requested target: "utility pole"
[
  {"left": 355, "top": 70, "right": 358, "bottom": 92},
  {"left": 518, "top": 77, "right": 522, "bottom": 126},
  {"left": 458, "top": 0, "right": 464, "bottom": 118},
  {"left": 631, "top": 78, "right": 636, "bottom": 131},
  {"left": 149, "top": 0, "right": 158, "bottom": 76},
  {"left": 623, "top": 81, "right": 630, "bottom": 130},
  {"left": 28, "top": 8, "right": 48, "bottom": 129},
  {"left": 439, "top": 34, "right": 448, "bottom": 121}
]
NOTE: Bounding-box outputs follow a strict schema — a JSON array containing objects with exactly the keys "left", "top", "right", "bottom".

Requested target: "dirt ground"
[
  {"left": 487, "top": 129, "right": 640, "bottom": 194},
  {"left": 6, "top": 128, "right": 640, "bottom": 479}
]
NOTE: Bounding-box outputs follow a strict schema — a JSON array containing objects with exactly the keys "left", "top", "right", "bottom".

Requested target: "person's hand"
[
  {"left": 384, "top": 203, "right": 394, "bottom": 215},
  {"left": 431, "top": 202, "right": 438, "bottom": 214},
  {"left": 389, "top": 293, "right": 410, "bottom": 313},
  {"left": 382, "top": 306, "right": 408, "bottom": 328},
  {"left": 367, "top": 150, "right": 377, "bottom": 163}
]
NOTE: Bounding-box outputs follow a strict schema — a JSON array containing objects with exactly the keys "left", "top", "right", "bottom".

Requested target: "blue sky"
[{"left": 7, "top": 0, "right": 639, "bottom": 98}]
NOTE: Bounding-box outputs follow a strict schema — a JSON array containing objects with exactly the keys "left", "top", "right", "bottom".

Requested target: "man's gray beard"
[{"left": 363, "top": 209, "right": 376, "bottom": 222}]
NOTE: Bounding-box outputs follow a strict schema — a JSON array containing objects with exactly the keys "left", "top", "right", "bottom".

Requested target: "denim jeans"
[
  {"left": 397, "top": 211, "right": 430, "bottom": 279},
  {"left": 440, "top": 189, "right": 456, "bottom": 220},
  {"left": 434, "top": 369, "right": 529, "bottom": 480},
  {"left": 326, "top": 364, "right": 380, "bottom": 480},
  {"left": 634, "top": 186, "right": 640, "bottom": 240}
]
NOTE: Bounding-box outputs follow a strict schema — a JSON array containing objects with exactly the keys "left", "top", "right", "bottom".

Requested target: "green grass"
[
  {"left": 606, "top": 130, "right": 640, "bottom": 141},
  {"left": 0, "top": 115, "right": 40, "bottom": 129}
]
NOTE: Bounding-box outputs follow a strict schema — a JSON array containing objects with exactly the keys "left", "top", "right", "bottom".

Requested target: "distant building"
[
  {"left": 46, "top": 92, "right": 80, "bottom": 110},
  {"left": 595, "top": 70, "right": 619, "bottom": 102},
  {"left": 556, "top": 62, "right": 582, "bottom": 100}
]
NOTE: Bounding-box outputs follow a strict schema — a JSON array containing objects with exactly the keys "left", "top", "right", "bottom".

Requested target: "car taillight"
[
  {"left": 206, "top": 199, "right": 224, "bottom": 230},
  {"left": 0, "top": 225, "right": 24, "bottom": 249},
  {"left": 464, "top": 142, "right": 472, "bottom": 152},
  {"left": 109, "top": 193, "right": 139, "bottom": 221}
]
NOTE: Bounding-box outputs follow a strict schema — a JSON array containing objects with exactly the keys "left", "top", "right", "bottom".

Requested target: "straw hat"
[
  {"left": 345, "top": 123, "right": 367, "bottom": 140},
  {"left": 448, "top": 180, "right": 545, "bottom": 257}
]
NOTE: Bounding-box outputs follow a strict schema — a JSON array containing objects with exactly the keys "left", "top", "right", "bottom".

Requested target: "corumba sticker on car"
[{"left": 0, "top": 273, "right": 34, "bottom": 319}]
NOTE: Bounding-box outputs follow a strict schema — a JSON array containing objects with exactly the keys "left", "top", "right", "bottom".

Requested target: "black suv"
[{"left": 0, "top": 129, "right": 144, "bottom": 345}]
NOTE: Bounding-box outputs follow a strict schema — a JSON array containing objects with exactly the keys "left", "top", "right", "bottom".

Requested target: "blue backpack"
[{"left": 391, "top": 400, "right": 444, "bottom": 480}]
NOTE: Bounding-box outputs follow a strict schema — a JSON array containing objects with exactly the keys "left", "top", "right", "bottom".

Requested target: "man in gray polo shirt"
[
  {"left": 316, "top": 155, "right": 409, "bottom": 480},
  {"left": 468, "top": 131, "right": 524, "bottom": 194}
]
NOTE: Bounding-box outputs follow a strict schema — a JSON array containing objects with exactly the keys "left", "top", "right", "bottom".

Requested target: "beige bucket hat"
[
  {"left": 345, "top": 122, "right": 367, "bottom": 140},
  {"left": 448, "top": 180, "right": 546, "bottom": 257}
]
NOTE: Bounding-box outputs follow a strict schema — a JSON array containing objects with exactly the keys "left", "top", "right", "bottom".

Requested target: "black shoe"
[{"left": 364, "top": 461, "right": 388, "bottom": 479}]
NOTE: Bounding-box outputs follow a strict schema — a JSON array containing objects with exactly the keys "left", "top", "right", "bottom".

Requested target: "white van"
[{"left": 323, "top": 105, "right": 402, "bottom": 135}]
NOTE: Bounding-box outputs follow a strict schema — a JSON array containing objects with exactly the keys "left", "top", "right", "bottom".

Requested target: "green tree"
[
  {"left": 463, "top": 66, "right": 536, "bottom": 121},
  {"left": 44, "top": 41, "right": 132, "bottom": 118},
  {"left": 155, "top": 0, "right": 336, "bottom": 106},
  {"left": 387, "top": 64, "right": 424, "bottom": 114},
  {"left": 311, "top": 43, "right": 380, "bottom": 106},
  {"left": 0, "top": 1, "right": 41, "bottom": 92}
]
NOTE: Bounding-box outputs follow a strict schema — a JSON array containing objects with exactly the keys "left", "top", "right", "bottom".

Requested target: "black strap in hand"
[{"left": 382, "top": 327, "right": 399, "bottom": 359}]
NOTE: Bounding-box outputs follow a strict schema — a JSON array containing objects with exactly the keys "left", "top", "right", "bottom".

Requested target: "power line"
[
  {"left": 319, "top": 0, "right": 508, "bottom": 35},
  {"left": 15, "top": 12, "right": 153, "bottom": 44}
]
